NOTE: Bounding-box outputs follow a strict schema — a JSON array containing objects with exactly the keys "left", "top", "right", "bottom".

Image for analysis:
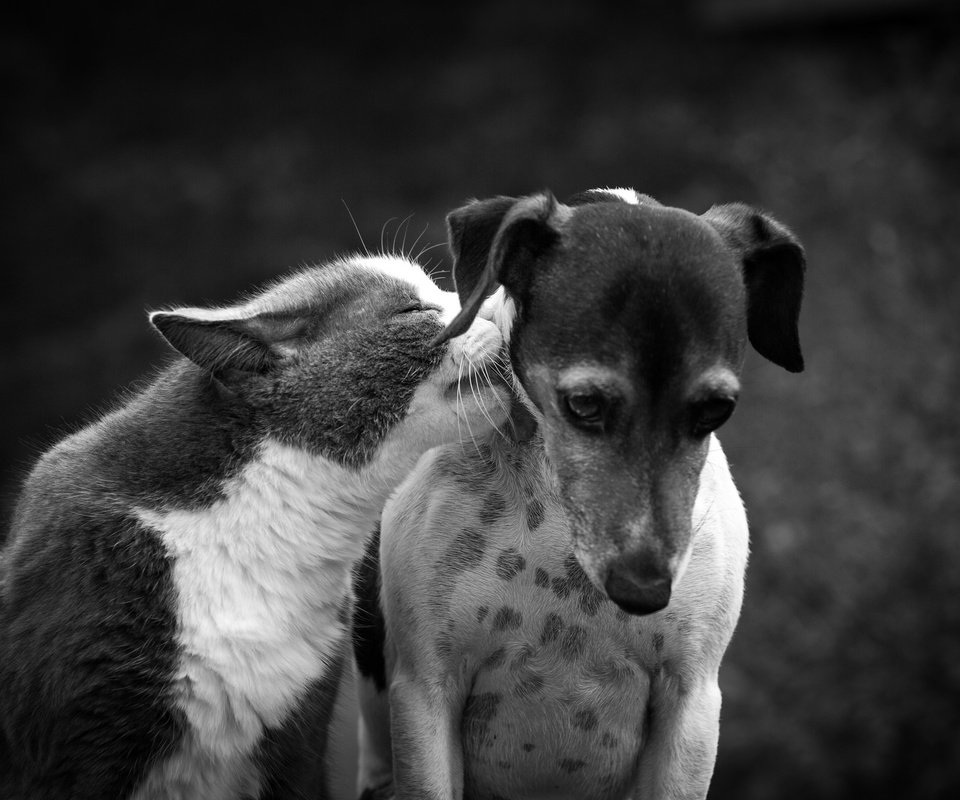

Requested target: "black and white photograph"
[{"left": 1, "top": 1, "right": 957, "bottom": 798}]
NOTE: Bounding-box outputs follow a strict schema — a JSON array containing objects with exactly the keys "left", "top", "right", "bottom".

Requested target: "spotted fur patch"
[
  {"left": 558, "top": 625, "right": 587, "bottom": 660},
  {"left": 479, "top": 492, "right": 507, "bottom": 525},
  {"left": 492, "top": 607, "right": 522, "bottom": 631},
  {"left": 514, "top": 672, "right": 546, "bottom": 699},
  {"left": 444, "top": 526, "right": 487, "bottom": 572},
  {"left": 464, "top": 692, "right": 501, "bottom": 725},
  {"left": 525, "top": 499, "right": 545, "bottom": 530},
  {"left": 534, "top": 567, "right": 550, "bottom": 588},
  {"left": 540, "top": 613, "right": 563, "bottom": 645},
  {"left": 463, "top": 691, "right": 502, "bottom": 751},
  {"left": 573, "top": 709, "right": 598, "bottom": 731},
  {"left": 495, "top": 548, "right": 526, "bottom": 581},
  {"left": 564, "top": 554, "right": 606, "bottom": 616},
  {"left": 482, "top": 647, "right": 507, "bottom": 670},
  {"left": 543, "top": 554, "right": 607, "bottom": 616}
]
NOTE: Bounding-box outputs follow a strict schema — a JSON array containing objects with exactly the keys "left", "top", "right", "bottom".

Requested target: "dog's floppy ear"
[
  {"left": 435, "top": 191, "right": 562, "bottom": 344},
  {"left": 702, "top": 203, "right": 806, "bottom": 372},
  {"left": 446, "top": 195, "right": 518, "bottom": 306},
  {"left": 150, "top": 307, "right": 307, "bottom": 376}
]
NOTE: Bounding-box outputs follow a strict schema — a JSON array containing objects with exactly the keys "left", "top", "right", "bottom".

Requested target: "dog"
[
  {"left": 0, "top": 253, "right": 509, "bottom": 800},
  {"left": 351, "top": 188, "right": 805, "bottom": 799}
]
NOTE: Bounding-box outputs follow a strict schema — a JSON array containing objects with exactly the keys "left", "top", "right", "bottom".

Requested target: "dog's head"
[{"left": 435, "top": 188, "right": 805, "bottom": 615}]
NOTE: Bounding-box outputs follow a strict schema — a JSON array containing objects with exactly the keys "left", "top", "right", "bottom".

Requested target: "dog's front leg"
[
  {"left": 388, "top": 669, "right": 465, "bottom": 800},
  {"left": 633, "top": 675, "right": 722, "bottom": 800}
]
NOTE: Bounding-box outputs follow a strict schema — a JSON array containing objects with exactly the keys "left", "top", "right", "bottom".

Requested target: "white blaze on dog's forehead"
[{"left": 594, "top": 187, "right": 642, "bottom": 205}]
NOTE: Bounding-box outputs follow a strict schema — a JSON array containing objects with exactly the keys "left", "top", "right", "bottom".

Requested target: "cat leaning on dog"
[{"left": 0, "top": 253, "right": 509, "bottom": 800}]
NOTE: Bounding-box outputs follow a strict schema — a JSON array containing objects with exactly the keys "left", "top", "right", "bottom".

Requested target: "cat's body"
[{"left": 0, "top": 255, "right": 508, "bottom": 800}]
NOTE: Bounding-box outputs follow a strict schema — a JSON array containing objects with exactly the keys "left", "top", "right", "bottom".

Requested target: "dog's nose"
[{"left": 604, "top": 559, "right": 672, "bottom": 616}]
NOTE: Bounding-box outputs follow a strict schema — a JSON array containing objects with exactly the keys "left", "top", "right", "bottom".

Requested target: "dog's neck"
[
  {"left": 505, "top": 392, "right": 539, "bottom": 444},
  {"left": 491, "top": 400, "right": 559, "bottom": 501}
]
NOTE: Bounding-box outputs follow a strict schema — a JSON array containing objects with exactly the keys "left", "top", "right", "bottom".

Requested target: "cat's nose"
[{"left": 452, "top": 317, "right": 503, "bottom": 368}]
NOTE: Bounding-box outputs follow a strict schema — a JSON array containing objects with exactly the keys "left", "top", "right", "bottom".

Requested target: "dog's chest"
[{"left": 437, "top": 500, "right": 669, "bottom": 800}]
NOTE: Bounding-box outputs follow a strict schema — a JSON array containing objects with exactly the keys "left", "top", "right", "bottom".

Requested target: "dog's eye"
[
  {"left": 692, "top": 397, "right": 736, "bottom": 436},
  {"left": 563, "top": 392, "right": 606, "bottom": 429}
]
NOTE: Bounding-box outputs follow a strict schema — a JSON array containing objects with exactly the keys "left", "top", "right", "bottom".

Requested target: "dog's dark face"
[{"left": 437, "top": 189, "right": 805, "bottom": 615}]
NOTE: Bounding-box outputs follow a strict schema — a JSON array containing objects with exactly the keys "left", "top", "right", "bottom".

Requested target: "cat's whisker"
[
  {"left": 455, "top": 356, "right": 466, "bottom": 456},
  {"left": 414, "top": 241, "right": 446, "bottom": 263},
  {"left": 457, "top": 356, "right": 492, "bottom": 455},
  {"left": 397, "top": 213, "right": 415, "bottom": 257},
  {"left": 380, "top": 217, "right": 397, "bottom": 256},
  {"left": 485, "top": 361, "right": 511, "bottom": 426},
  {"left": 407, "top": 222, "right": 430, "bottom": 262},
  {"left": 470, "top": 361, "right": 507, "bottom": 442},
  {"left": 342, "top": 199, "right": 369, "bottom": 255},
  {"left": 456, "top": 358, "right": 483, "bottom": 458}
]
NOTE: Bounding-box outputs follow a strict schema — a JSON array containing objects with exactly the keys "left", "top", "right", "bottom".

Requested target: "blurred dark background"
[{"left": 2, "top": 0, "right": 959, "bottom": 797}]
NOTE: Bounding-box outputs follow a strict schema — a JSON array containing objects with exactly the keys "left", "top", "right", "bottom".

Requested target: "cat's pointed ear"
[
  {"left": 702, "top": 203, "right": 806, "bottom": 373},
  {"left": 435, "top": 191, "right": 562, "bottom": 345},
  {"left": 149, "top": 307, "right": 308, "bottom": 375}
]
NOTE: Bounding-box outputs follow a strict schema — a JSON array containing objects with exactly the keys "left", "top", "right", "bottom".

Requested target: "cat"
[{"left": 0, "top": 253, "right": 509, "bottom": 800}]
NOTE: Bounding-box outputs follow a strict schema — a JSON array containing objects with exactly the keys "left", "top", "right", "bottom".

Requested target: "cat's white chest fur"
[{"left": 133, "top": 439, "right": 393, "bottom": 798}]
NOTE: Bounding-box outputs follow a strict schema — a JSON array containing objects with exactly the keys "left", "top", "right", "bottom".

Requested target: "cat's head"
[{"left": 150, "top": 255, "right": 509, "bottom": 472}]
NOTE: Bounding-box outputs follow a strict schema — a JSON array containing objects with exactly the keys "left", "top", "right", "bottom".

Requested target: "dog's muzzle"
[{"left": 604, "top": 554, "right": 673, "bottom": 615}]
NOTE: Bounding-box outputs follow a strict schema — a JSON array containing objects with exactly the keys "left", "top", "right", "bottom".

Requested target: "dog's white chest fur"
[
  {"left": 133, "top": 440, "right": 388, "bottom": 798},
  {"left": 380, "top": 435, "right": 747, "bottom": 800}
]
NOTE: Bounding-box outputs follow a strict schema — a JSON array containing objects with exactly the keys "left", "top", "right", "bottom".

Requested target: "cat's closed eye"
[{"left": 397, "top": 303, "right": 441, "bottom": 315}]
